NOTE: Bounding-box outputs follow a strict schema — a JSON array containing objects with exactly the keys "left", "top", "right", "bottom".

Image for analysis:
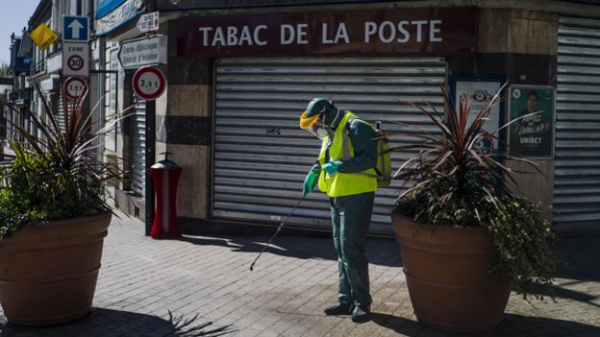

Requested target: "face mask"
[
  {"left": 300, "top": 108, "right": 340, "bottom": 142},
  {"left": 307, "top": 122, "right": 331, "bottom": 142}
]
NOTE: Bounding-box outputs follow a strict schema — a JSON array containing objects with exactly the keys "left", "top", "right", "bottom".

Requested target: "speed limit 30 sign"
[
  {"left": 133, "top": 66, "right": 166, "bottom": 100},
  {"left": 62, "top": 42, "right": 89, "bottom": 77}
]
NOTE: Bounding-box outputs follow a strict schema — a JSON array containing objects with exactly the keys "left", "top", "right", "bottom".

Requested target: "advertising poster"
[
  {"left": 455, "top": 80, "right": 502, "bottom": 154},
  {"left": 508, "top": 85, "right": 555, "bottom": 159}
]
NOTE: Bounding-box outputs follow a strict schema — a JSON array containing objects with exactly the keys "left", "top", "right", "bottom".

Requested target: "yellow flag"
[{"left": 30, "top": 23, "right": 58, "bottom": 50}]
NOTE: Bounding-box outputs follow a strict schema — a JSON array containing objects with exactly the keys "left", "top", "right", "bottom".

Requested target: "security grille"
[
  {"left": 131, "top": 95, "right": 146, "bottom": 196},
  {"left": 555, "top": 16, "right": 600, "bottom": 230},
  {"left": 53, "top": 91, "right": 66, "bottom": 134},
  {"left": 213, "top": 57, "right": 445, "bottom": 234}
]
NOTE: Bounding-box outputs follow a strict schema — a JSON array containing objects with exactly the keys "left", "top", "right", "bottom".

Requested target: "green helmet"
[{"left": 305, "top": 98, "right": 336, "bottom": 119}]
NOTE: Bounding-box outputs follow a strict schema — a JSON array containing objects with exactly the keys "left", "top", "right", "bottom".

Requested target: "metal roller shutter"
[
  {"left": 50, "top": 91, "right": 60, "bottom": 131},
  {"left": 213, "top": 57, "right": 446, "bottom": 234},
  {"left": 54, "top": 91, "right": 66, "bottom": 133},
  {"left": 131, "top": 95, "right": 146, "bottom": 196},
  {"left": 555, "top": 17, "right": 600, "bottom": 229}
]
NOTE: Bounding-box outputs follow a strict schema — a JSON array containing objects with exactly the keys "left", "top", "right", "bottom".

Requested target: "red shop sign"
[{"left": 177, "top": 7, "right": 477, "bottom": 58}]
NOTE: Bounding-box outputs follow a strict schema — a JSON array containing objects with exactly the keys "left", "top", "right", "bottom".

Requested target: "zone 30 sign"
[{"left": 177, "top": 8, "right": 477, "bottom": 57}]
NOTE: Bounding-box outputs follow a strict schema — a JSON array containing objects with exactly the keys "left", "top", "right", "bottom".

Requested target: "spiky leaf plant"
[
  {"left": 389, "top": 85, "right": 558, "bottom": 300},
  {"left": 0, "top": 81, "right": 129, "bottom": 240}
]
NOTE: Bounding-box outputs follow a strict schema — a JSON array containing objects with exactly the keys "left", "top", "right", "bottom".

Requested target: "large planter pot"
[
  {"left": 392, "top": 213, "right": 511, "bottom": 333},
  {"left": 0, "top": 212, "right": 111, "bottom": 326}
]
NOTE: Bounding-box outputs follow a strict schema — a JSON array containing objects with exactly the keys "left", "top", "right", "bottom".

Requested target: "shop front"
[
  {"left": 103, "top": 1, "right": 600, "bottom": 235},
  {"left": 173, "top": 7, "right": 477, "bottom": 234}
]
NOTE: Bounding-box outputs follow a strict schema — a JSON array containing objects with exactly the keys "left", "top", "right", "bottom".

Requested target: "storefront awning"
[
  {"left": 95, "top": 0, "right": 145, "bottom": 36},
  {"left": 96, "top": 0, "right": 126, "bottom": 19}
]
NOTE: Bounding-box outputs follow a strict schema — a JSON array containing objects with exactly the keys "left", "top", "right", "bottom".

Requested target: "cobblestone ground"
[{"left": 1, "top": 213, "right": 599, "bottom": 337}]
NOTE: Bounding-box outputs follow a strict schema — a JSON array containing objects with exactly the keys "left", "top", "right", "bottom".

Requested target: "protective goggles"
[{"left": 299, "top": 111, "right": 329, "bottom": 141}]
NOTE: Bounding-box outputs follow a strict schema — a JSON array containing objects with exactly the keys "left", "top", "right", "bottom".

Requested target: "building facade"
[{"left": 98, "top": 0, "right": 600, "bottom": 235}]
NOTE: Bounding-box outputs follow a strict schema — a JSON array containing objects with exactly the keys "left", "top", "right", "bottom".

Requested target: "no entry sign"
[
  {"left": 63, "top": 77, "right": 88, "bottom": 100},
  {"left": 133, "top": 66, "right": 166, "bottom": 100}
]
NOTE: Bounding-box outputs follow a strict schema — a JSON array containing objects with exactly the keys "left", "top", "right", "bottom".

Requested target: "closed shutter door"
[
  {"left": 50, "top": 92, "right": 60, "bottom": 131},
  {"left": 56, "top": 92, "right": 66, "bottom": 133},
  {"left": 131, "top": 95, "right": 146, "bottom": 196},
  {"left": 555, "top": 17, "right": 600, "bottom": 229},
  {"left": 213, "top": 57, "right": 445, "bottom": 234}
]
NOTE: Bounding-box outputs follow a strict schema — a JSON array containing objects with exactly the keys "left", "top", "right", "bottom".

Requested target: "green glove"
[
  {"left": 322, "top": 161, "right": 342, "bottom": 176},
  {"left": 303, "top": 171, "right": 318, "bottom": 197}
]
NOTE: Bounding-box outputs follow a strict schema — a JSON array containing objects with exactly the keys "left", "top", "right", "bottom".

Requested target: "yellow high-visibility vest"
[{"left": 317, "top": 111, "right": 378, "bottom": 198}]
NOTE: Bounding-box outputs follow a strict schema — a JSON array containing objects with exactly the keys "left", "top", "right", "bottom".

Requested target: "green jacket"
[{"left": 310, "top": 110, "right": 377, "bottom": 178}]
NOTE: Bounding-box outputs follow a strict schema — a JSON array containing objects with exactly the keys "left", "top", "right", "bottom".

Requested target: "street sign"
[
  {"left": 30, "top": 23, "right": 58, "bottom": 50},
  {"left": 137, "top": 12, "right": 159, "bottom": 33},
  {"left": 63, "top": 16, "right": 90, "bottom": 42},
  {"left": 133, "top": 66, "right": 166, "bottom": 100},
  {"left": 63, "top": 77, "right": 88, "bottom": 101},
  {"left": 118, "top": 35, "right": 167, "bottom": 69},
  {"left": 62, "top": 42, "right": 90, "bottom": 77}
]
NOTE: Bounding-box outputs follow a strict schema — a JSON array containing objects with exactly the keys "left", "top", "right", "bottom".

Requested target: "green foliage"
[
  {"left": 392, "top": 85, "right": 558, "bottom": 300},
  {"left": 487, "top": 197, "right": 558, "bottom": 299},
  {"left": 0, "top": 81, "right": 125, "bottom": 241},
  {"left": 0, "top": 63, "right": 9, "bottom": 77}
]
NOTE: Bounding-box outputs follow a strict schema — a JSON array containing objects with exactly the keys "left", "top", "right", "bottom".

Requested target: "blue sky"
[{"left": 0, "top": 1, "right": 41, "bottom": 65}]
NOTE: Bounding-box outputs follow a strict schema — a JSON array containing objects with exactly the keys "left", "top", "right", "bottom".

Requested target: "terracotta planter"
[
  {"left": 392, "top": 213, "right": 511, "bottom": 333},
  {"left": 0, "top": 212, "right": 111, "bottom": 326}
]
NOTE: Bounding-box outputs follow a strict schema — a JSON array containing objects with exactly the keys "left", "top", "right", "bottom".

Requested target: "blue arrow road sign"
[{"left": 63, "top": 16, "right": 89, "bottom": 42}]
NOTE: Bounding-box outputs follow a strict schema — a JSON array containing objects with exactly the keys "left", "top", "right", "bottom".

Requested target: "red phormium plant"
[
  {"left": 387, "top": 84, "right": 542, "bottom": 225},
  {"left": 387, "top": 85, "right": 558, "bottom": 299},
  {"left": 0, "top": 81, "right": 130, "bottom": 239}
]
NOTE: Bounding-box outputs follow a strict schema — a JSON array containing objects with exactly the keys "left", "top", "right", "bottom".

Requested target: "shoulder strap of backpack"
[{"left": 345, "top": 117, "right": 383, "bottom": 178}]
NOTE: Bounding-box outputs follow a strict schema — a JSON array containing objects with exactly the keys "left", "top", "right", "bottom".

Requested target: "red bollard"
[{"left": 150, "top": 154, "right": 182, "bottom": 239}]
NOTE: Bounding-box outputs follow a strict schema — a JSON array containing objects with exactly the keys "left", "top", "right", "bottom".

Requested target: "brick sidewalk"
[{"left": 1, "top": 214, "right": 599, "bottom": 337}]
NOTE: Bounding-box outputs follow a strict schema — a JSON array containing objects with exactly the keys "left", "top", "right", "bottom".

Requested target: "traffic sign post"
[
  {"left": 118, "top": 35, "right": 167, "bottom": 70},
  {"left": 133, "top": 67, "right": 166, "bottom": 235},
  {"left": 63, "top": 77, "right": 88, "bottom": 101},
  {"left": 63, "top": 42, "right": 90, "bottom": 77},
  {"left": 63, "top": 16, "right": 90, "bottom": 42},
  {"left": 132, "top": 66, "right": 166, "bottom": 100},
  {"left": 137, "top": 12, "right": 159, "bottom": 33},
  {"left": 30, "top": 23, "right": 58, "bottom": 50}
]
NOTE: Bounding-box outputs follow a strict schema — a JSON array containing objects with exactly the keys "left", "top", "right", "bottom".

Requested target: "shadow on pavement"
[
  {"left": 0, "top": 308, "right": 234, "bottom": 337},
  {"left": 545, "top": 235, "right": 600, "bottom": 309},
  {"left": 371, "top": 312, "right": 600, "bottom": 337},
  {"left": 554, "top": 235, "right": 600, "bottom": 282},
  {"left": 179, "top": 235, "right": 403, "bottom": 267},
  {"left": 179, "top": 232, "right": 600, "bottom": 276}
]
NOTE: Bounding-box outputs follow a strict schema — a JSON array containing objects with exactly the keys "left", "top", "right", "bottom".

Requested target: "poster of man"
[{"left": 508, "top": 85, "right": 555, "bottom": 159}]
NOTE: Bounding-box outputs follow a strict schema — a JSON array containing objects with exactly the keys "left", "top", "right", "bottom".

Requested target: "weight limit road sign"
[
  {"left": 64, "top": 77, "right": 88, "bottom": 101},
  {"left": 133, "top": 66, "right": 166, "bottom": 100}
]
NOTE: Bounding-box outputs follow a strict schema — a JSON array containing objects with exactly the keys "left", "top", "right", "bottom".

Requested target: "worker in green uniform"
[{"left": 299, "top": 98, "right": 378, "bottom": 323}]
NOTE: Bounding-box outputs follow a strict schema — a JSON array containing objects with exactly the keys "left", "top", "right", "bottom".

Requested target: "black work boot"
[
  {"left": 351, "top": 305, "right": 371, "bottom": 323},
  {"left": 324, "top": 303, "right": 353, "bottom": 316}
]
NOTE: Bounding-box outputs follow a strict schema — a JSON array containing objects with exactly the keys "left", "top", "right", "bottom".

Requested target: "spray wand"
[{"left": 249, "top": 195, "right": 305, "bottom": 271}]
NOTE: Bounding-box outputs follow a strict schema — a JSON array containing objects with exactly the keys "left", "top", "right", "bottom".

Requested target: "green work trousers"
[{"left": 330, "top": 191, "right": 375, "bottom": 307}]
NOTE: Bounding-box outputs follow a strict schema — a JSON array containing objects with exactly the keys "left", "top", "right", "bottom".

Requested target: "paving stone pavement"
[{"left": 1, "top": 213, "right": 599, "bottom": 337}]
